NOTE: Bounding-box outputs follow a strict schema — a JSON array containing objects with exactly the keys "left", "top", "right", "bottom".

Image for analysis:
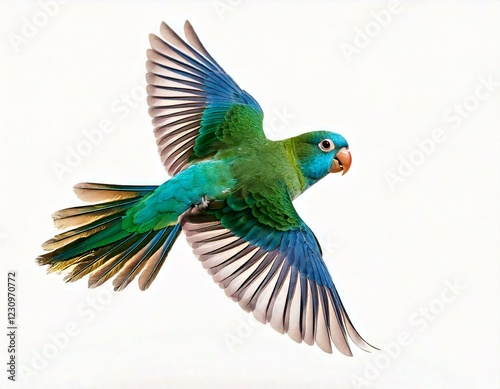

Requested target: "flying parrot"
[{"left": 38, "top": 21, "right": 376, "bottom": 356}]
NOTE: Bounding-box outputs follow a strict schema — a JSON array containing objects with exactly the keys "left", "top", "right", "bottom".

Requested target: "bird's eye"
[{"left": 318, "top": 139, "right": 335, "bottom": 152}]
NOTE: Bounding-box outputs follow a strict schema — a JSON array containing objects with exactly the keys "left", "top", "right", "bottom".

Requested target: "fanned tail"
[{"left": 37, "top": 183, "right": 182, "bottom": 291}]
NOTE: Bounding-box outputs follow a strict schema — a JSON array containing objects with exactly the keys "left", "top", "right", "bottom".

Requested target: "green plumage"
[
  {"left": 37, "top": 21, "right": 374, "bottom": 356},
  {"left": 192, "top": 104, "right": 264, "bottom": 160}
]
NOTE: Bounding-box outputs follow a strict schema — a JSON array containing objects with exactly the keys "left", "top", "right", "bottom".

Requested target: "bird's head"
[{"left": 291, "top": 131, "right": 352, "bottom": 188}]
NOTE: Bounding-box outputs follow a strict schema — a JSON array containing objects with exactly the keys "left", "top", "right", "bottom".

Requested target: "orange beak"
[{"left": 329, "top": 147, "right": 352, "bottom": 175}]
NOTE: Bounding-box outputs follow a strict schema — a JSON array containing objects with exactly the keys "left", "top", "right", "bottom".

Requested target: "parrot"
[{"left": 38, "top": 21, "right": 377, "bottom": 356}]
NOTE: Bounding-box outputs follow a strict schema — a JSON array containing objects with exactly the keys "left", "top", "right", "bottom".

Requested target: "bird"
[{"left": 38, "top": 21, "right": 377, "bottom": 356}]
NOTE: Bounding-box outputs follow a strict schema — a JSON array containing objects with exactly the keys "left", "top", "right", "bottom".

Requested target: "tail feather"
[
  {"left": 138, "top": 224, "right": 181, "bottom": 290},
  {"left": 113, "top": 230, "right": 166, "bottom": 291},
  {"left": 65, "top": 229, "right": 137, "bottom": 284},
  {"left": 42, "top": 214, "right": 123, "bottom": 252},
  {"left": 38, "top": 183, "right": 182, "bottom": 291},
  {"left": 40, "top": 222, "right": 129, "bottom": 263},
  {"left": 73, "top": 182, "right": 158, "bottom": 202},
  {"left": 88, "top": 232, "right": 153, "bottom": 288},
  {"left": 52, "top": 198, "right": 140, "bottom": 230}
]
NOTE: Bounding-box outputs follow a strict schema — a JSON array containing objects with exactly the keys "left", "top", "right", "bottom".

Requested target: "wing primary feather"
[
  {"left": 300, "top": 273, "right": 308, "bottom": 340},
  {"left": 309, "top": 278, "right": 319, "bottom": 342},
  {"left": 333, "top": 290, "right": 380, "bottom": 353},
  {"left": 267, "top": 262, "right": 291, "bottom": 330},
  {"left": 326, "top": 289, "right": 353, "bottom": 356},
  {"left": 161, "top": 146, "right": 194, "bottom": 168},
  {"left": 160, "top": 138, "right": 197, "bottom": 162},
  {"left": 183, "top": 21, "right": 221, "bottom": 67},
  {"left": 179, "top": 207, "right": 376, "bottom": 354},
  {"left": 315, "top": 287, "right": 333, "bottom": 353},
  {"left": 148, "top": 102, "right": 205, "bottom": 116},
  {"left": 146, "top": 59, "right": 205, "bottom": 84},
  {"left": 212, "top": 245, "right": 261, "bottom": 285},
  {"left": 150, "top": 106, "right": 204, "bottom": 123},
  {"left": 160, "top": 22, "right": 222, "bottom": 73},
  {"left": 262, "top": 252, "right": 289, "bottom": 317},
  {"left": 151, "top": 33, "right": 242, "bottom": 99},
  {"left": 303, "top": 280, "right": 315, "bottom": 345},
  {"left": 160, "top": 134, "right": 199, "bottom": 154},
  {"left": 197, "top": 230, "right": 235, "bottom": 243},
  {"left": 149, "top": 36, "right": 212, "bottom": 77},
  {"left": 155, "top": 121, "right": 201, "bottom": 142},
  {"left": 236, "top": 250, "right": 276, "bottom": 309},
  {"left": 146, "top": 72, "right": 205, "bottom": 90}
]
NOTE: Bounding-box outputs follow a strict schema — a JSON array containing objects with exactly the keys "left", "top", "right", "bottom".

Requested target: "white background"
[{"left": 1, "top": 1, "right": 499, "bottom": 388}]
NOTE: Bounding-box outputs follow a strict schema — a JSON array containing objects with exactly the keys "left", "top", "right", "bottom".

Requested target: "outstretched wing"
[
  {"left": 181, "top": 186, "right": 377, "bottom": 355},
  {"left": 147, "top": 21, "right": 264, "bottom": 176}
]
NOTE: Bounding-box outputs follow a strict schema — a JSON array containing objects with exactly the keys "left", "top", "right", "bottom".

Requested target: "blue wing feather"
[
  {"left": 147, "top": 22, "right": 263, "bottom": 175},
  {"left": 182, "top": 201, "right": 377, "bottom": 355}
]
